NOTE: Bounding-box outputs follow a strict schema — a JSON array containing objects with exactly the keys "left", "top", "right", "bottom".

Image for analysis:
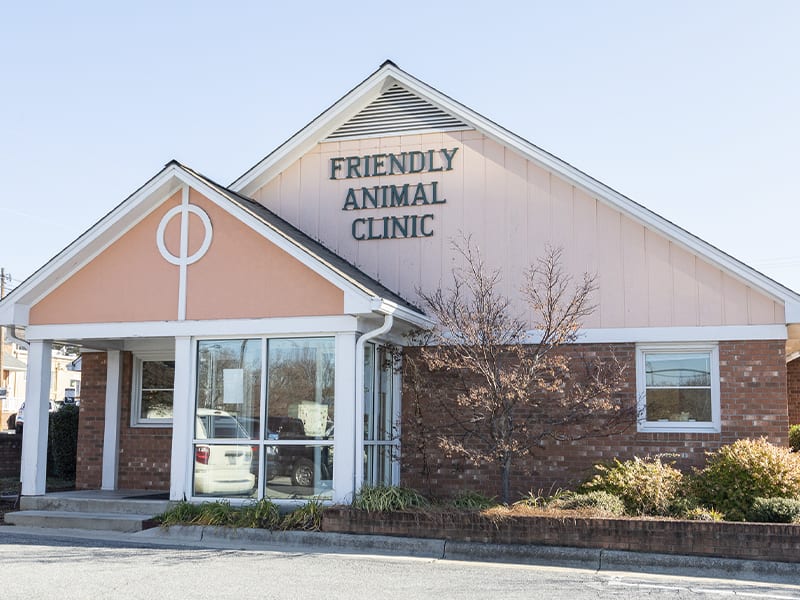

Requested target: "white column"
[
  {"left": 333, "top": 332, "right": 357, "bottom": 504},
  {"left": 20, "top": 341, "right": 52, "bottom": 496},
  {"left": 101, "top": 351, "right": 123, "bottom": 491},
  {"left": 169, "top": 336, "right": 192, "bottom": 501}
]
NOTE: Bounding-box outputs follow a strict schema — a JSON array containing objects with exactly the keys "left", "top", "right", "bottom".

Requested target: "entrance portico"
[{"left": 4, "top": 161, "right": 428, "bottom": 504}]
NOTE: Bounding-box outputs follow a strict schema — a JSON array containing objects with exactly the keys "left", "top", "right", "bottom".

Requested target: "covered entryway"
[{"left": 0, "top": 162, "right": 428, "bottom": 506}]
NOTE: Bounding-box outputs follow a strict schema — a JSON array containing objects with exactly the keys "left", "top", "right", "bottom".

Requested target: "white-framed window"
[
  {"left": 131, "top": 354, "right": 175, "bottom": 427},
  {"left": 363, "top": 343, "right": 400, "bottom": 487},
  {"left": 636, "top": 343, "right": 720, "bottom": 433}
]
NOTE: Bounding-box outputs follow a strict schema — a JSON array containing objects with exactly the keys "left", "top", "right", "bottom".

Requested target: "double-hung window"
[
  {"left": 132, "top": 355, "right": 175, "bottom": 426},
  {"left": 636, "top": 344, "right": 720, "bottom": 433}
]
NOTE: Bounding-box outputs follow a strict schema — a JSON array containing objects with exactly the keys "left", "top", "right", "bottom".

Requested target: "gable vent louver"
[{"left": 326, "top": 84, "right": 469, "bottom": 140}]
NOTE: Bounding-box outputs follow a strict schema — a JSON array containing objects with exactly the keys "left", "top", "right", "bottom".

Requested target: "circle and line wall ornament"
[{"left": 156, "top": 204, "right": 213, "bottom": 266}]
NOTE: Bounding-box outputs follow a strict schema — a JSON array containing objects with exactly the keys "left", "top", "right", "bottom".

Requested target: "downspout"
[
  {"left": 8, "top": 326, "right": 28, "bottom": 349},
  {"left": 354, "top": 313, "right": 394, "bottom": 496}
]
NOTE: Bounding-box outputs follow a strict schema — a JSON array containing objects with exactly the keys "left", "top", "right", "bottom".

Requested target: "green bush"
[
  {"left": 548, "top": 491, "right": 626, "bottom": 516},
  {"left": 352, "top": 485, "right": 429, "bottom": 512},
  {"left": 579, "top": 455, "right": 684, "bottom": 516},
  {"left": 48, "top": 404, "right": 79, "bottom": 480},
  {"left": 691, "top": 438, "right": 800, "bottom": 521},
  {"left": 748, "top": 497, "right": 800, "bottom": 523},
  {"left": 789, "top": 425, "right": 800, "bottom": 452}
]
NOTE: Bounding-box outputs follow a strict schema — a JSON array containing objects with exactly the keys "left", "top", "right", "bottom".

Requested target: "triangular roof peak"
[
  {"left": 0, "top": 159, "right": 428, "bottom": 329},
  {"left": 229, "top": 62, "right": 800, "bottom": 320}
]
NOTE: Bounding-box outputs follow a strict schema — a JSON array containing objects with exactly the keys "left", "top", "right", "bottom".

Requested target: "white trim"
[
  {"left": 25, "top": 315, "right": 360, "bottom": 341},
  {"left": 570, "top": 325, "right": 787, "bottom": 344},
  {"left": 101, "top": 351, "right": 123, "bottom": 490},
  {"left": 0, "top": 162, "right": 427, "bottom": 330},
  {"left": 170, "top": 336, "right": 193, "bottom": 501},
  {"left": 229, "top": 63, "right": 800, "bottom": 317},
  {"left": 333, "top": 332, "right": 357, "bottom": 503},
  {"left": 636, "top": 343, "right": 721, "bottom": 434},
  {"left": 130, "top": 352, "right": 175, "bottom": 427},
  {"left": 20, "top": 341, "right": 52, "bottom": 496}
]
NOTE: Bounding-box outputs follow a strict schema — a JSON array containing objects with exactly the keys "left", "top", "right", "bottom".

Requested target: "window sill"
[{"left": 637, "top": 423, "right": 719, "bottom": 434}]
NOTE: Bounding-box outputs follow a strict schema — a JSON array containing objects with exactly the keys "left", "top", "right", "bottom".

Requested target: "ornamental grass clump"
[
  {"left": 237, "top": 499, "right": 281, "bottom": 529},
  {"left": 352, "top": 485, "right": 430, "bottom": 512},
  {"left": 579, "top": 455, "right": 684, "bottom": 516},
  {"left": 690, "top": 438, "right": 800, "bottom": 521},
  {"left": 280, "top": 498, "right": 324, "bottom": 531},
  {"left": 447, "top": 490, "right": 498, "bottom": 510},
  {"left": 547, "top": 491, "right": 626, "bottom": 517}
]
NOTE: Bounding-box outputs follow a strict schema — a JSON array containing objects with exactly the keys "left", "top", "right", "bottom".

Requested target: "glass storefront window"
[
  {"left": 364, "top": 344, "right": 398, "bottom": 487},
  {"left": 193, "top": 337, "right": 334, "bottom": 500}
]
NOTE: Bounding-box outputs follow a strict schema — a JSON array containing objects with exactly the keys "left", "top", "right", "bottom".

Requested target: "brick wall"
[
  {"left": 76, "top": 351, "right": 171, "bottom": 491},
  {"left": 75, "top": 352, "right": 107, "bottom": 489},
  {"left": 400, "top": 340, "right": 789, "bottom": 499},
  {"left": 788, "top": 358, "right": 800, "bottom": 426},
  {"left": 322, "top": 508, "right": 800, "bottom": 563},
  {"left": 0, "top": 434, "right": 21, "bottom": 478}
]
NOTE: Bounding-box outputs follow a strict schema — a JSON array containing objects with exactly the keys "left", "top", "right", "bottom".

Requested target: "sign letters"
[{"left": 330, "top": 148, "right": 458, "bottom": 240}]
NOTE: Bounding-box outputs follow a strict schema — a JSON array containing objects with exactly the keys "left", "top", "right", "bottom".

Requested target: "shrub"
[
  {"left": 448, "top": 491, "right": 497, "bottom": 510},
  {"left": 691, "top": 438, "right": 800, "bottom": 521},
  {"left": 789, "top": 425, "right": 800, "bottom": 452},
  {"left": 748, "top": 497, "right": 800, "bottom": 523},
  {"left": 352, "top": 485, "right": 429, "bottom": 512},
  {"left": 157, "top": 501, "right": 203, "bottom": 527},
  {"left": 548, "top": 491, "right": 626, "bottom": 516},
  {"left": 280, "top": 499, "right": 324, "bottom": 531},
  {"left": 48, "top": 404, "right": 79, "bottom": 480},
  {"left": 579, "top": 455, "right": 684, "bottom": 516},
  {"left": 237, "top": 499, "right": 281, "bottom": 529}
]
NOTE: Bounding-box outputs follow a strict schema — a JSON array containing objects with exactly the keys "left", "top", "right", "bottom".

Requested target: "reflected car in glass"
[
  {"left": 265, "top": 416, "right": 333, "bottom": 487},
  {"left": 194, "top": 408, "right": 256, "bottom": 496}
]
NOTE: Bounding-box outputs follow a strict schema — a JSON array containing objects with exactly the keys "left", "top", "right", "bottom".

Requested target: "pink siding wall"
[{"left": 251, "top": 131, "right": 784, "bottom": 328}]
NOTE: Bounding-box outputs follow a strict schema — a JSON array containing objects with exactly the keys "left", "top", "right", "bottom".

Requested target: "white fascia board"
[
  {"left": 562, "top": 324, "right": 788, "bottom": 344},
  {"left": 8, "top": 166, "right": 186, "bottom": 312},
  {"left": 383, "top": 68, "right": 800, "bottom": 309},
  {"left": 0, "top": 302, "right": 29, "bottom": 327},
  {"left": 228, "top": 63, "right": 800, "bottom": 312},
  {"left": 231, "top": 72, "right": 392, "bottom": 194},
  {"left": 25, "top": 315, "right": 361, "bottom": 342}
]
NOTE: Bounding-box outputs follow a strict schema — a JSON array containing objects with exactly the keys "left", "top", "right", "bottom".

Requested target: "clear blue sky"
[{"left": 1, "top": 1, "right": 798, "bottom": 293}]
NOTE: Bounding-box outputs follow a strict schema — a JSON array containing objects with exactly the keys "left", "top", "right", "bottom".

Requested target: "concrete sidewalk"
[{"left": 2, "top": 523, "right": 799, "bottom": 585}]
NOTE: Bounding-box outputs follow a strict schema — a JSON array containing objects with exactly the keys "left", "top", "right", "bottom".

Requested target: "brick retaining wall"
[
  {"left": 322, "top": 508, "right": 800, "bottom": 563},
  {"left": 0, "top": 434, "right": 21, "bottom": 478}
]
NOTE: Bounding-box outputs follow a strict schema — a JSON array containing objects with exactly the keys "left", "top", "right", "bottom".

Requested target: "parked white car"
[
  {"left": 194, "top": 408, "right": 256, "bottom": 496},
  {"left": 14, "top": 400, "right": 58, "bottom": 433}
]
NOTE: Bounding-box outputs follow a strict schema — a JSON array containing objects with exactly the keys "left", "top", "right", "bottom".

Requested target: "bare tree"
[{"left": 410, "top": 238, "right": 630, "bottom": 504}]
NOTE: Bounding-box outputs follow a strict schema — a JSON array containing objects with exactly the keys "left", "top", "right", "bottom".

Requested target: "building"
[{"left": 1, "top": 61, "right": 799, "bottom": 503}]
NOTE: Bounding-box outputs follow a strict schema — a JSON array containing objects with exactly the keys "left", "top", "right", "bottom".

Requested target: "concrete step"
[
  {"left": 6, "top": 510, "right": 158, "bottom": 532},
  {"left": 20, "top": 495, "right": 170, "bottom": 516}
]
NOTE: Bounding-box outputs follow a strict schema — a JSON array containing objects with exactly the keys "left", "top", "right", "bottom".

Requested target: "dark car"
[{"left": 232, "top": 415, "right": 332, "bottom": 487}]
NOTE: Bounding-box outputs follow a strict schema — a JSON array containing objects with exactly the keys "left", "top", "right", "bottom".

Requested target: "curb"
[{"left": 4, "top": 524, "right": 800, "bottom": 585}]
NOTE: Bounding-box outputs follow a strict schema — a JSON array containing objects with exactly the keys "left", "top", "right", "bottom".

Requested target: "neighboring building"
[
  {"left": 1, "top": 62, "right": 799, "bottom": 502},
  {"left": 0, "top": 341, "right": 81, "bottom": 430}
]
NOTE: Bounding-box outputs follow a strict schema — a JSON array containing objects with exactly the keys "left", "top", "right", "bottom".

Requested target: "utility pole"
[{"left": 0, "top": 268, "right": 5, "bottom": 402}]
